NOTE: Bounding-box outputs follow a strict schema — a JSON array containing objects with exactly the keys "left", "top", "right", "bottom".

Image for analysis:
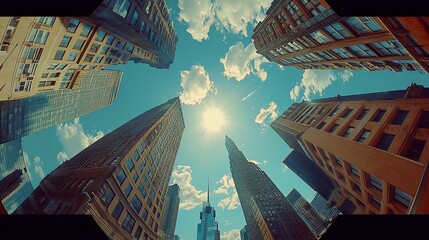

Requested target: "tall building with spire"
[
  {"left": 14, "top": 97, "right": 185, "bottom": 240},
  {"left": 225, "top": 135, "right": 315, "bottom": 240},
  {"left": 196, "top": 180, "right": 220, "bottom": 240}
]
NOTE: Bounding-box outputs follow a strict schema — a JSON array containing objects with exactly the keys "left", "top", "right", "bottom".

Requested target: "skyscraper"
[
  {"left": 272, "top": 83, "right": 429, "bottom": 214},
  {"left": 0, "top": 139, "right": 34, "bottom": 214},
  {"left": 160, "top": 184, "right": 180, "bottom": 240},
  {"left": 0, "top": 69, "right": 122, "bottom": 144},
  {"left": 310, "top": 193, "right": 340, "bottom": 222},
  {"left": 225, "top": 135, "right": 315, "bottom": 240},
  {"left": 196, "top": 181, "right": 220, "bottom": 240},
  {"left": 286, "top": 188, "right": 329, "bottom": 238},
  {"left": 14, "top": 97, "right": 185, "bottom": 240},
  {"left": 252, "top": 0, "right": 429, "bottom": 72},
  {"left": 283, "top": 150, "right": 334, "bottom": 200},
  {"left": 240, "top": 225, "right": 250, "bottom": 240},
  {"left": 0, "top": 1, "right": 178, "bottom": 101}
]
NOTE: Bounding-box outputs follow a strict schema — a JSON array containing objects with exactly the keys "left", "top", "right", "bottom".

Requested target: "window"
[
  {"left": 372, "top": 109, "right": 386, "bottom": 122},
  {"left": 357, "top": 109, "right": 369, "bottom": 120},
  {"left": 391, "top": 110, "right": 409, "bottom": 125},
  {"left": 49, "top": 72, "right": 60, "bottom": 78},
  {"left": 369, "top": 175, "right": 383, "bottom": 192},
  {"left": 29, "top": 29, "right": 50, "bottom": 45},
  {"left": 349, "top": 44, "right": 376, "bottom": 57},
  {"left": 393, "top": 187, "right": 412, "bottom": 208},
  {"left": 121, "top": 213, "right": 135, "bottom": 234},
  {"left": 324, "top": 23, "right": 352, "bottom": 40},
  {"left": 100, "top": 46, "right": 109, "bottom": 55},
  {"left": 320, "top": 149, "right": 329, "bottom": 160},
  {"left": 80, "top": 24, "right": 92, "bottom": 37},
  {"left": 124, "top": 183, "right": 132, "bottom": 197},
  {"left": 94, "top": 30, "right": 106, "bottom": 41},
  {"left": 47, "top": 63, "right": 58, "bottom": 70},
  {"left": 133, "top": 150, "right": 139, "bottom": 161},
  {"left": 138, "top": 183, "right": 147, "bottom": 198},
  {"left": 83, "top": 54, "right": 94, "bottom": 62},
  {"left": 126, "top": 158, "right": 134, "bottom": 171},
  {"left": 67, "top": 52, "right": 78, "bottom": 61},
  {"left": 416, "top": 110, "right": 429, "bottom": 128},
  {"left": 142, "top": 209, "right": 148, "bottom": 221},
  {"left": 37, "top": 17, "right": 55, "bottom": 26},
  {"left": 329, "top": 107, "right": 339, "bottom": 117},
  {"left": 100, "top": 183, "right": 115, "bottom": 207},
  {"left": 89, "top": 43, "right": 100, "bottom": 53},
  {"left": 59, "top": 36, "right": 72, "bottom": 47},
  {"left": 67, "top": 18, "right": 80, "bottom": 33},
  {"left": 112, "top": 202, "right": 124, "bottom": 220},
  {"left": 63, "top": 71, "right": 73, "bottom": 80},
  {"left": 342, "top": 109, "right": 353, "bottom": 118},
  {"left": 133, "top": 172, "right": 139, "bottom": 183},
  {"left": 349, "top": 164, "right": 359, "bottom": 177},
  {"left": 371, "top": 195, "right": 381, "bottom": 207},
  {"left": 343, "top": 127, "right": 354, "bottom": 138},
  {"left": 405, "top": 139, "right": 425, "bottom": 161},
  {"left": 138, "top": 165, "right": 143, "bottom": 173},
  {"left": 353, "top": 183, "right": 361, "bottom": 193},
  {"left": 329, "top": 124, "right": 339, "bottom": 133},
  {"left": 345, "top": 17, "right": 382, "bottom": 34},
  {"left": 53, "top": 50, "right": 65, "bottom": 61},
  {"left": 309, "top": 30, "right": 331, "bottom": 44},
  {"left": 376, "top": 134, "right": 394, "bottom": 151},
  {"left": 127, "top": 44, "right": 134, "bottom": 53},
  {"left": 73, "top": 39, "right": 85, "bottom": 50},
  {"left": 94, "top": 56, "right": 103, "bottom": 63},
  {"left": 131, "top": 195, "right": 142, "bottom": 213},
  {"left": 131, "top": 10, "right": 140, "bottom": 26},
  {"left": 117, "top": 168, "right": 126, "bottom": 185},
  {"left": 334, "top": 156, "right": 343, "bottom": 166},
  {"left": 57, "top": 64, "right": 67, "bottom": 70},
  {"left": 316, "top": 122, "right": 326, "bottom": 130},
  {"left": 145, "top": 0, "right": 152, "bottom": 14},
  {"left": 358, "top": 130, "right": 371, "bottom": 143},
  {"left": 135, "top": 226, "right": 142, "bottom": 239},
  {"left": 113, "top": 0, "right": 131, "bottom": 18},
  {"left": 146, "top": 197, "right": 152, "bottom": 207}
]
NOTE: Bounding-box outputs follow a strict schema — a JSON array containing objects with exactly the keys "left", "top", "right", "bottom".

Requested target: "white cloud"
[
  {"left": 178, "top": 0, "right": 215, "bottom": 42},
  {"left": 214, "top": 0, "right": 272, "bottom": 37},
  {"left": 339, "top": 70, "right": 353, "bottom": 81},
  {"left": 255, "top": 102, "right": 278, "bottom": 125},
  {"left": 290, "top": 70, "right": 353, "bottom": 101},
  {"left": 221, "top": 229, "right": 241, "bottom": 240},
  {"left": 178, "top": 0, "right": 271, "bottom": 41},
  {"left": 56, "top": 118, "right": 104, "bottom": 161},
  {"left": 215, "top": 175, "right": 240, "bottom": 210},
  {"left": 214, "top": 175, "right": 235, "bottom": 195},
  {"left": 220, "top": 42, "right": 268, "bottom": 82},
  {"left": 33, "top": 156, "right": 45, "bottom": 179},
  {"left": 179, "top": 65, "right": 216, "bottom": 105},
  {"left": 241, "top": 90, "right": 256, "bottom": 101},
  {"left": 56, "top": 151, "right": 68, "bottom": 163},
  {"left": 171, "top": 165, "right": 207, "bottom": 210},
  {"left": 248, "top": 160, "right": 260, "bottom": 165}
]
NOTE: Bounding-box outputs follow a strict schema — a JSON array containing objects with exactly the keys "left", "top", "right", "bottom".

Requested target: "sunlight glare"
[{"left": 203, "top": 107, "right": 226, "bottom": 133}]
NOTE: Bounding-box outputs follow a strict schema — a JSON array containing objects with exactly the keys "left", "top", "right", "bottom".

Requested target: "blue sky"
[{"left": 21, "top": 1, "right": 429, "bottom": 239}]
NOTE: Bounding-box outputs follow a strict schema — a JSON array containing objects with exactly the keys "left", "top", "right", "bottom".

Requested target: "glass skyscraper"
[
  {"left": 225, "top": 135, "right": 315, "bottom": 240},
  {"left": 196, "top": 183, "right": 220, "bottom": 240},
  {"left": 0, "top": 139, "right": 34, "bottom": 214},
  {"left": 0, "top": 69, "right": 122, "bottom": 144},
  {"left": 160, "top": 184, "right": 180, "bottom": 240}
]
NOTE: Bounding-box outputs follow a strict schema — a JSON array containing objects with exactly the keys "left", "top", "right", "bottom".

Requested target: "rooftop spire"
[{"left": 207, "top": 179, "right": 210, "bottom": 203}]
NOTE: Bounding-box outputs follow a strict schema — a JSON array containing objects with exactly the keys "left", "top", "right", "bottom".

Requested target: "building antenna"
[{"left": 207, "top": 178, "right": 210, "bottom": 203}]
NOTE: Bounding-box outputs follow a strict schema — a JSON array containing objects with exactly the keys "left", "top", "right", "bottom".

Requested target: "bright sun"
[{"left": 203, "top": 107, "right": 226, "bottom": 133}]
